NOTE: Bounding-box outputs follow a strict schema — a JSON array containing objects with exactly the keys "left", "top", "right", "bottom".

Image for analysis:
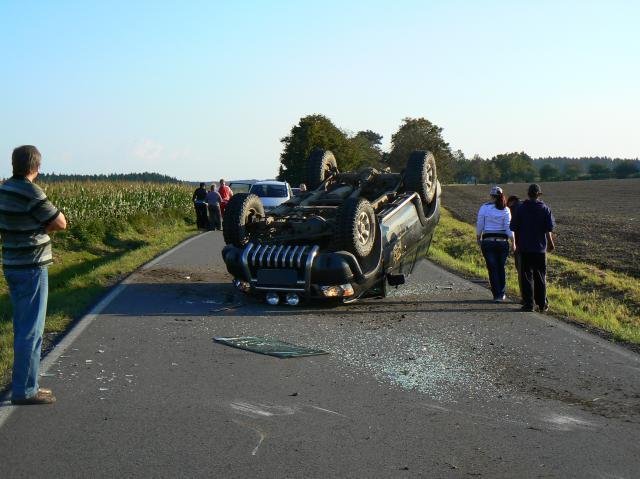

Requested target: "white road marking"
[
  {"left": 543, "top": 413, "right": 596, "bottom": 431},
  {"left": 230, "top": 401, "right": 296, "bottom": 418},
  {"left": 232, "top": 420, "right": 267, "bottom": 456},
  {"left": 310, "top": 405, "right": 349, "bottom": 418}
]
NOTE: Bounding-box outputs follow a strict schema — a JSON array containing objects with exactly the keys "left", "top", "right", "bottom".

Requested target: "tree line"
[
  {"left": 38, "top": 172, "right": 181, "bottom": 183},
  {"left": 277, "top": 114, "right": 639, "bottom": 184}
]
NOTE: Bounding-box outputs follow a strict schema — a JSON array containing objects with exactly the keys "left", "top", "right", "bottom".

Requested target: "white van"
[{"left": 249, "top": 180, "right": 292, "bottom": 210}]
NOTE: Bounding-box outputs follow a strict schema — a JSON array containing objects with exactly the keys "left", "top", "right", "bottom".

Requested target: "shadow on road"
[{"left": 99, "top": 281, "right": 521, "bottom": 318}]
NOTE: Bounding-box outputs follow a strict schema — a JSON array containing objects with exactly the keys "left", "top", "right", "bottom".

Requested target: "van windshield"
[
  {"left": 229, "top": 182, "right": 253, "bottom": 194},
  {"left": 250, "top": 184, "right": 288, "bottom": 198}
]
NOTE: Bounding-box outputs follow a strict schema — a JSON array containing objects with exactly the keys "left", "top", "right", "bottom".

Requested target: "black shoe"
[
  {"left": 520, "top": 305, "right": 534, "bottom": 312},
  {"left": 537, "top": 305, "right": 549, "bottom": 313}
]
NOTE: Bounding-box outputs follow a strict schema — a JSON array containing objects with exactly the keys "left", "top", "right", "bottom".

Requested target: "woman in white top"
[{"left": 476, "top": 185, "right": 515, "bottom": 302}]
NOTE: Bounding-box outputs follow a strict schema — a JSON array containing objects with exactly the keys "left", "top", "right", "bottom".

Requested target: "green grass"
[
  {"left": 0, "top": 208, "right": 197, "bottom": 389},
  {"left": 429, "top": 209, "right": 640, "bottom": 344}
]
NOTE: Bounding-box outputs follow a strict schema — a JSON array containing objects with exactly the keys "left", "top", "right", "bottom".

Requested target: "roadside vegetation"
[
  {"left": 0, "top": 181, "right": 196, "bottom": 389},
  {"left": 429, "top": 209, "right": 640, "bottom": 345}
]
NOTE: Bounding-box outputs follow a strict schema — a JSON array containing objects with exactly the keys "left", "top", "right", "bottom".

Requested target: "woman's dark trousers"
[{"left": 481, "top": 240, "right": 509, "bottom": 299}]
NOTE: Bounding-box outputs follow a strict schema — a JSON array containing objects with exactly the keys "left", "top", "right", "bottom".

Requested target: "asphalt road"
[{"left": 1, "top": 232, "right": 639, "bottom": 478}]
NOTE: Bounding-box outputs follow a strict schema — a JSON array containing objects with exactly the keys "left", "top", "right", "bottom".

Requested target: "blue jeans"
[
  {"left": 481, "top": 240, "right": 509, "bottom": 299},
  {"left": 4, "top": 266, "right": 49, "bottom": 400}
]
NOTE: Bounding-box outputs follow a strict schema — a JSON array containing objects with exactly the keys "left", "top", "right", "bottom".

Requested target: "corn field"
[{"left": 41, "top": 181, "right": 193, "bottom": 224}]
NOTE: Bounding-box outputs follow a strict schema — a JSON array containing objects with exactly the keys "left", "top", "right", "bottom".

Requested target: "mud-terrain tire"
[
  {"left": 404, "top": 150, "right": 437, "bottom": 205},
  {"left": 336, "top": 197, "right": 376, "bottom": 258},
  {"left": 307, "top": 149, "right": 338, "bottom": 190},
  {"left": 223, "top": 193, "right": 264, "bottom": 247}
]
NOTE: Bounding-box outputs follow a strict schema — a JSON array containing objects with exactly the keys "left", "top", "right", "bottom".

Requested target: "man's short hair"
[
  {"left": 528, "top": 183, "right": 542, "bottom": 198},
  {"left": 199, "top": 182, "right": 205, "bottom": 188},
  {"left": 12, "top": 145, "right": 41, "bottom": 176}
]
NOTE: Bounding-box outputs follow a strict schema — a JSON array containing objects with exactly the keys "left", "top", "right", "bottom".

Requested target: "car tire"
[
  {"left": 337, "top": 197, "right": 376, "bottom": 258},
  {"left": 307, "top": 148, "right": 338, "bottom": 190},
  {"left": 404, "top": 150, "right": 437, "bottom": 205},
  {"left": 223, "top": 193, "right": 264, "bottom": 247}
]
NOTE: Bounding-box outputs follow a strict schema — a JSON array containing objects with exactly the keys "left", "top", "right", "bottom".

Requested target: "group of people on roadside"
[
  {"left": 192, "top": 179, "right": 233, "bottom": 231},
  {"left": 476, "top": 183, "right": 555, "bottom": 312}
]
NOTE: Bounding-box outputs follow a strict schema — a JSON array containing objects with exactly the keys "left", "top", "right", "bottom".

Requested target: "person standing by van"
[
  {"left": 218, "top": 179, "right": 233, "bottom": 215},
  {"left": 476, "top": 186, "right": 515, "bottom": 302},
  {"left": 206, "top": 184, "right": 222, "bottom": 230},
  {"left": 192, "top": 182, "right": 208, "bottom": 229}
]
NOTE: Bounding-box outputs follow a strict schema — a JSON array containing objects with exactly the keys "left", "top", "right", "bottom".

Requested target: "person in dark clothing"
[
  {"left": 205, "top": 184, "right": 223, "bottom": 230},
  {"left": 507, "top": 195, "right": 524, "bottom": 302},
  {"left": 510, "top": 184, "right": 556, "bottom": 312},
  {"left": 192, "top": 182, "right": 208, "bottom": 230}
]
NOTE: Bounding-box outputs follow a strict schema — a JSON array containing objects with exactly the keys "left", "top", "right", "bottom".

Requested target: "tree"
[
  {"left": 353, "top": 130, "right": 383, "bottom": 148},
  {"left": 491, "top": 152, "right": 536, "bottom": 183},
  {"left": 588, "top": 163, "right": 611, "bottom": 180},
  {"left": 348, "top": 130, "right": 384, "bottom": 168},
  {"left": 387, "top": 117, "right": 456, "bottom": 183},
  {"left": 277, "top": 115, "right": 350, "bottom": 185},
  {"left": 613, "top": 160, "right": 639, "bottom": 179},
  {"left": 452, "top": 150, "right": 471, "bottom": 183},
  {"left": 563, "top": 163, "right": 582, "bottom": 181},
  {"left": 277, "top": 116, "right": 386, "bottom": 184},
  {"left": 539, "top": 163, "right": 561, "bottom": 182},
  {"left": 480, "top": 161, "right": 500, "bottom": 184}
]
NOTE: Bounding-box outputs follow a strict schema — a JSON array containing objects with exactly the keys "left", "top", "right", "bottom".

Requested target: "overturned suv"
[{"left": 221, "top": 149, "right": 441, "bottom": 305}]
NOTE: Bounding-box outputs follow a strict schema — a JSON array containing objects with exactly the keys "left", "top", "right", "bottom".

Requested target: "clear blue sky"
[{"left": 1, "top": 0, "right": 638, "bottom": 181}]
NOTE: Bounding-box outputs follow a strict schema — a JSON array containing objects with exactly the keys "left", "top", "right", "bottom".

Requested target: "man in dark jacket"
[
  {"left": 192, "top": 182, "right": 208, "bottom": 229},
  {"left": 510, "top": 184, "right": 555, "bottom": 312}
]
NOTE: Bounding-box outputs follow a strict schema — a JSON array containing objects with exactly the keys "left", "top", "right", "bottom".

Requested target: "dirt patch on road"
[{"left": 132, "top": 266, "right": 232, "bottom": 284}]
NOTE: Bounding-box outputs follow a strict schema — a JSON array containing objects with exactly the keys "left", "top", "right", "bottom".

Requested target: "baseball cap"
[
  {"left": 489, "top": 185, "right": 503, "bottom": 196},
  {"left": 528, "top": 183, "right": 542, "bottom": 196}
]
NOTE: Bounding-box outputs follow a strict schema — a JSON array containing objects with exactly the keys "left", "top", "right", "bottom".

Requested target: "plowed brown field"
[{"left": 442, "top": 178, "right": 640, "bottom": 278}]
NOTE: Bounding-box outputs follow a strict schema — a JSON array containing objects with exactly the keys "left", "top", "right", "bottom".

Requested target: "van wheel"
[
  {"left": 222, "top": 193, "right": 264, "bottom": 247},
  {"left": 404, "top": 150, "right": 437, "bottom": 205},
  {"left": 337, "top": 197, "right": 376, "bottom": 258},
  {"left": 307, "top": 149, "right": 338, "bottom": 190}
]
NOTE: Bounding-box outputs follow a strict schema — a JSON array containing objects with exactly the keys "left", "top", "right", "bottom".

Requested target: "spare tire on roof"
[
  {"left": 404, "top": 150, "right": 437, "bottom": 205},
  {"left": 307, "top": 148, "right": 338, "bottom": 190},
  {"left": 222, "top": 193, "right": 264, "bottom": 247}
]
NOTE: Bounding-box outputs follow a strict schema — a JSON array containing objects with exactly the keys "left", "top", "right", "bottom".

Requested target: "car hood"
[{"left": 261, "top": 197, "right": 288, "bottom": 208}]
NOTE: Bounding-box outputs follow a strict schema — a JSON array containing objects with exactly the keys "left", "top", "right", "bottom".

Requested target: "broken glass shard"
[{"left": 213, "top": 336, "right": 329, "bottom": 358}]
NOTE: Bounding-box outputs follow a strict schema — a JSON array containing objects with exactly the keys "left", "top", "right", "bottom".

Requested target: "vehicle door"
[{"left": 380, "top": 199, "right": 423, "bottom": 274}]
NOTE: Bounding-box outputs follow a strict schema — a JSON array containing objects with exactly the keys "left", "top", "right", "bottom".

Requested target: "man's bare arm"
[
  {"left": 546, "top": 232, "right": 555, "bottom": 252},
  {"left": 45, "top": 212, "right": 67, "bottom": 233}
]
